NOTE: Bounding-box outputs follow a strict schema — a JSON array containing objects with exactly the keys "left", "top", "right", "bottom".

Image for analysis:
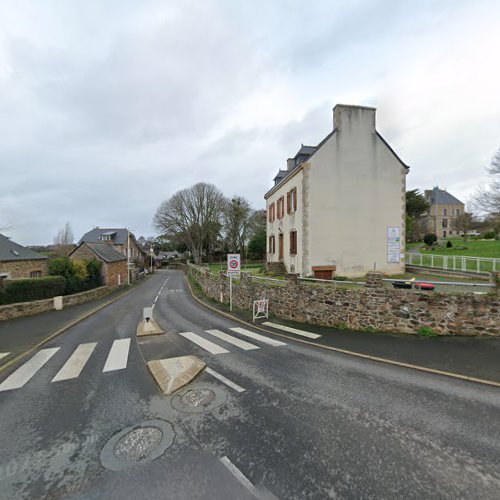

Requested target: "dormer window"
[{"left": 100, "top": 235, "right": 112, "bottom": 241}]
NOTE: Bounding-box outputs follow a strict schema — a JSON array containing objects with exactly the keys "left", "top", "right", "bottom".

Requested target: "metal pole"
[
  {"left": 229, "top": 275, "right": 233, "bottom": 312},
  {"left": 127, "top": 229, "right": 131, "bottom": 285}
]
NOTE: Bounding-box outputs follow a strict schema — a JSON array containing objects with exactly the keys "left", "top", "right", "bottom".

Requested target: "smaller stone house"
[
  {"left": 0, "top": 234, "right": 48, "bottom": 279},
  {"left": 423, "top": 187, "right": 465, "bottom": 238},
  {"left": 70, "top": 243, "right": 127, "bottom": 287}
]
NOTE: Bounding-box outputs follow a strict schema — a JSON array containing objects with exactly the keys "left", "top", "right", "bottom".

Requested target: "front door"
[{"left": 278, "top": 234, "right": 284, "bottom": 261}]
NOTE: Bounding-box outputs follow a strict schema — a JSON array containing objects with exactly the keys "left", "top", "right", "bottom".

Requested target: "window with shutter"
[
  {"left": 269, "top": 235, "right": 275, "bottom": 254},
  {"left": 290, "top": 230, "right": 297, "bottom": 255},
  {"left": 268, "top": 203, "right": 275, "bottom": 222},
  {"left": 287, "top": 191, "right": 292, "bottom": 214}
]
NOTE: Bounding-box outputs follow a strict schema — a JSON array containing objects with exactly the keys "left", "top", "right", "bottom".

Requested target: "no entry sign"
[{"left": 227, "top": 254, "right": 241, "bottom": 276}]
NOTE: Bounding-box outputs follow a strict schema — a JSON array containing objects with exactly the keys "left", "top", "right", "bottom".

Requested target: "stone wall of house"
[
  {"left": 103, "top": 260, "right": 128, "bottom": 287},
  {"left": 0, "top": 259, "right": 48, "bottom": 279},
  {"left": 70, "top": 245, "right": 127, "bottom": 287},
  {"left": 187, "top": 265, "right": 499, "bottom": 336},
  {"left": 0, "top": 286, "right": 113, "bottom": 321},
  {"left": 70, "top": 244, "right": 97, "bottom": 262}
]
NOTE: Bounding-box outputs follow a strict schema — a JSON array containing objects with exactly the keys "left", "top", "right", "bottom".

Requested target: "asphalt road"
[{"left": 0, "top": 269, "right": 499, "bottom": 499}]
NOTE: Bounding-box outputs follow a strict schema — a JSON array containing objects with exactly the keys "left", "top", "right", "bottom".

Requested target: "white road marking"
[
  {"left": 0, "top": 348, "right": 60, "bottom": 392},
  {"left": 220, "top": 456, "right": 257, "bottom": 495},
  {"left": 205, "top": 329, "right": 259, "bottom": 351},
  {"left": 0, "top": 352, "right": 10, "bottom": 361},
  {"left": 52, "top": 343, "right": 97, "bottom": 382},
  {"left": 206, "top": 368, "right": 245, "bottom": 393},
  {"left": 103, "top": 339, "right": 131, "bottom": 372},
  {"left": 229, "top": 327, "right": 287, "bottom": 347},
  {"left": 178, "top": 332, "right": 229, "bottom": 355},
  {"left": 262, "top": 321, "right": 321, "bottom": 339},
  {"left": 151, "top": 277, "right": 169, "bottom": 309}
]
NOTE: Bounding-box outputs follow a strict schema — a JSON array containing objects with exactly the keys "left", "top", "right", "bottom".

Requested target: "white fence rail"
[{"left": 405, "top": 252, "right": 499, "bottom": 274}]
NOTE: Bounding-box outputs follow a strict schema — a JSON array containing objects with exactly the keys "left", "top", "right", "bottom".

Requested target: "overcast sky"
[{"left": 1, "top": 0, "right": 499, "bottom": 245}]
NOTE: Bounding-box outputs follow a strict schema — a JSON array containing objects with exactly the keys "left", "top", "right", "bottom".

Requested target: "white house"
[{"left": 265, "top": 104, "right": 409, "bottom": 279}]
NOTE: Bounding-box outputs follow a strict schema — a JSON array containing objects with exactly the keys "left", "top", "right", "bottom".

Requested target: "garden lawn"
[{"left": 420, "top": 239, "right": 500, "bottom": 258}]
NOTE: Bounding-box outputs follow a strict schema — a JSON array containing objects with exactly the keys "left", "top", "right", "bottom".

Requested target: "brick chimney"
[{"left": 333, "top": 104, "right": 376, "bottom": 134}]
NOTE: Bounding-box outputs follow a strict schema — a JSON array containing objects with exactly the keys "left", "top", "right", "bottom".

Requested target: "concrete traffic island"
[
  {"left": 136, "top": 318, "right": 164, "bottom": 336},
  {"left": 147, "top": 355, "right": 206, "bottom": 395}
]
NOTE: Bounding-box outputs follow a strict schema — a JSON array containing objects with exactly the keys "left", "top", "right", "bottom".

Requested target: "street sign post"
[
  {"left": 227, "top": 254, "right": 241, "bottom": 276},
  {"left": 227, "top": 254, "right": 241, "bottom": 311}
]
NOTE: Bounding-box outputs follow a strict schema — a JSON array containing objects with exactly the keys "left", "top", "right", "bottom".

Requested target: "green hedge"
[{"left": 0, "top": 276, "right": 66, "bottom": 305}]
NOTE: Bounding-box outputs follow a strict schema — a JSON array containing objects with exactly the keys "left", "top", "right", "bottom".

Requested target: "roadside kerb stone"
[{"left": 147, "top": 355, "right": 206, "bottom": 395}]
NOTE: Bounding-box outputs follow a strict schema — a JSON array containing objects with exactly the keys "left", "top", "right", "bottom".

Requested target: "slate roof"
[
  {"left": 273, "top": 170, "right": 289, "bottom": 183},
  {"left": 0, "top": 234, "right": 47, "bottom": 262},
  {"left": 74, "top": 243, "right": 126, "bottom": 263},
  {"left": 296, "top": 145, "right": 317, "bottom": 157},
  {"left": 79, "top": 228, "right": 130, "bottom": 245},
  {"left": 427, "top": 188, "right": 463, "bottom": 206}
]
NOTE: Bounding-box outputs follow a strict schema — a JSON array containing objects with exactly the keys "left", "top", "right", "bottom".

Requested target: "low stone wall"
[
  {"left": 187, "top": 265, "right": 500, "bottom": 336},
  {"left": 0, "top": 286, "right": 113, "bottom": 321},
  {"left": 63, "top": 286, "right": 112, "bottom": 307}
]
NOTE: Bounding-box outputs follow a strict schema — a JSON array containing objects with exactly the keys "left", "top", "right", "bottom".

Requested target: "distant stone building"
[
  {"left": 69, "top": 242, "right": 127, "bottom": 287},
  {"left": 0, "top": 234, "right": 48, "bottom": 279},
  {"left": 78, "top": 228, "right": 146, "bottom": 265},
  {"left": 265, "top": 104, "right": 409, "bottom": 279},
  {"left": 422, "top": 187, "right": 465, "bottom": 239}
]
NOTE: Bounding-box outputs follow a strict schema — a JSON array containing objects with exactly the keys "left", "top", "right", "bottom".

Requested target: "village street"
[{"left": 0, "top": 270, "right": 499, "bottom": 499}]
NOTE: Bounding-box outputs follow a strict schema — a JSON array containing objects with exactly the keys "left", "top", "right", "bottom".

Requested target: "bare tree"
[
  {"left": 223, "top": 196, "right": 253, "bottom": 255},
  {"left": 153, "top": 183, "right": 225, "bottom": 264},
  {"left": 453, "top": 212, "right": 474, "bottom": 239},
  {"left": 54, "top": 222, "right": 74, "bottom": 246},
  {"left": 471, "top": 147, "right": 500, "bottom": 232},
  {"left": 53, "top": 222, "right": 74, "bottom": 256}
]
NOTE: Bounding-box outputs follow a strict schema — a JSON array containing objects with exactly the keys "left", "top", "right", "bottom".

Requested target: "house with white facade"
[{"left": 265, "top": 104, "right": 409, "bottom": 279}]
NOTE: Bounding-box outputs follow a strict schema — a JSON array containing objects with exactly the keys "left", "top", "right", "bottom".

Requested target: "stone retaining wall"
[
  {"left": 0, "top": 286, "right": 112, "bottom": 321},
  {"left": 187, "top": 265, "right": 499, "bottom": 336}
]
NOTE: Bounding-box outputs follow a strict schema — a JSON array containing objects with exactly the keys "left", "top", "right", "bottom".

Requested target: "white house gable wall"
[{"left": 306, "top": 107, "right": 405, "bottom": 277}]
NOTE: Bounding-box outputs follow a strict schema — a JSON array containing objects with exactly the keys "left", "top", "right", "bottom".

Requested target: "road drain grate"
[{"left": 100, "top": 419, "right": 175, "bottom": 471}]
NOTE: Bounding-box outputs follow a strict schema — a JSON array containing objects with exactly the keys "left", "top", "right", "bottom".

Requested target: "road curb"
[
  {"left": 184, "top": 274, "right": 500, "bottom": 390},
  {"left": 0, "top": 277, "right": 153, "bottom": 376}
]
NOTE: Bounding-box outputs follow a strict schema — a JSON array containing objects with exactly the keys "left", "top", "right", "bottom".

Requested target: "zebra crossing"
[
  {"left": 0, "top": 324, "right": 305, "bottom": 393},
  {"left": 0, "top": 338, "right": 132, "bottom": 393},
  {"left": 177, "top": 327, "right": 287, "bottom": 355}
]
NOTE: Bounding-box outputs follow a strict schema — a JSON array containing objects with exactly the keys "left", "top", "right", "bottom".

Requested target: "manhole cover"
[
  {"left": 180, "top": 389, "right": 216, "bottom": 408},
  {"left": 100, "top": 419, "right": 175, "bottom": 471},
  {"left": 114, "top": 426, "right": 163, "bottom": 462},
  {"left": 171, "top": 384, "right": 227, "bottom": 413}
]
